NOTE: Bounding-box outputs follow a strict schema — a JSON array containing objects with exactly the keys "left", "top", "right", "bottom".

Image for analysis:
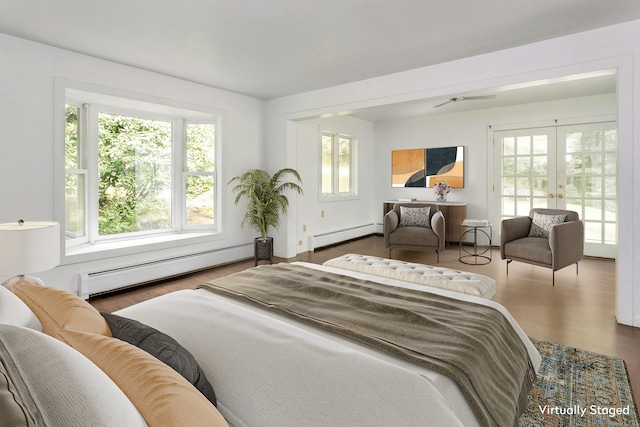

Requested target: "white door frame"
[{"left": 487, "top": 115, "right": 618, "bottom": 257}]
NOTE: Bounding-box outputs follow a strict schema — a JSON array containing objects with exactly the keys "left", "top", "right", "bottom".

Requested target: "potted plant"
[{"left": 228, "top": 168, "right": 303, "bottom": 265}]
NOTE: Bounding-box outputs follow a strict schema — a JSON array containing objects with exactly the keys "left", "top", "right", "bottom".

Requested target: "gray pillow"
[
  {"left": 528, "top": 212, "right": 566, "bottom": 238},
  {"left": 399, "top": 206, "right": 431, "bottom": 228},
  {"left": 101, "top": 312, "right": 217, "bottom": 406}
]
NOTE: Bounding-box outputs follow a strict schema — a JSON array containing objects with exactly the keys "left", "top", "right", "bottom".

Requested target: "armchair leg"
[
  {"left": 436, "top": 250, "right": 440, "bottom": 263},
  {"left": 389, "top": 248, "right": 393, "bottom": 259},
  {"left": 552, "top": 271, "right": 555, "bottom": 286},
  {"left": 506, "top": 259, "right": 512, "bottom": 275},
  {"left": 576, "top": 262, "right": 579, "bottom": 275}
]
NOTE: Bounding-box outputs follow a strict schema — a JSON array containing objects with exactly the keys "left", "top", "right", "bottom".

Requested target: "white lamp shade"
[{"left": 0, "top": 221, "right": 60, "bottom": 276}]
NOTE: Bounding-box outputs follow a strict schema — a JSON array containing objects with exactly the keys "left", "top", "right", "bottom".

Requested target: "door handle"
[
  {"left": 549, "top": 193, "right": 555, "bottom": 198},
  {"left": 558, "top": 194, "right": 564, "bottom": 198}
]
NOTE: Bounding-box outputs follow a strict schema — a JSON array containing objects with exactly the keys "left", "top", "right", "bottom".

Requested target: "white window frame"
[
  {"left": 64, "top": 101, "right": 89, "bottom": 248},
  {"left": 56, "top": 80, "right": 224, "bottom": 260},
  {"left": 319, "top": 129, "right": 358, "bottom": 200}
]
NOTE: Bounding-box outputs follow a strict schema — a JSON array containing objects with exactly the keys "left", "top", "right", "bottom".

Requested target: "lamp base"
[{"left": 1, "top": 274, "right": 45, "bottom": 290}]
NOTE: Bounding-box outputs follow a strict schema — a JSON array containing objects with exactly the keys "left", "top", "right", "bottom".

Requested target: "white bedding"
[{"left": 115, "top": 262, "right": 540, "bottom": 427}]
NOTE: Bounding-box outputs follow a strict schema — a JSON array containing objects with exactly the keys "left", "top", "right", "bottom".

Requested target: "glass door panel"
[
  {"left": 493, "top": 127, "right": 556, "bottom": 227},
  {"left": 494, "top": 123, "right": 617, "bottom": 258},
  {"left": 558, "top": 123, "right": 617, "bottom": 258}
]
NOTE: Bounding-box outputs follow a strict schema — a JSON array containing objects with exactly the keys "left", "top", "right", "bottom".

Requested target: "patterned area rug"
[{"left": 519, "top": 338, "right": 639, "bottom": 426}]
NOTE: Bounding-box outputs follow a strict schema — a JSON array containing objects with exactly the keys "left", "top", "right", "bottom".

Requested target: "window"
[
  {"left": 97, "top": 112, "right": 173, "bottom": 236},
  {"left": 321, "top": 130, "right": 357, "bottom": 198},
  {"left": 65, "top": 103, "right": 87, "bottom": 244},
  {"left": 63, "top": 88, "right": 220, "bottom": 252},
  {"left": 184, "top": 123, "right": 216, "bottom": 226}
]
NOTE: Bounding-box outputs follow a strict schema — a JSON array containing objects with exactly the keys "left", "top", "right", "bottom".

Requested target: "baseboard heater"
[
  {"left": 308, "top": 223, "right": 377, "bottom": 251},
  {"left": 79, "top": 244, "right": 251, "bottom": 299}
]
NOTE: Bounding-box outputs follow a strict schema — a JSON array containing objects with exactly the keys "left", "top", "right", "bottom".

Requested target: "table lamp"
[{"left": 0, "top": 220, "right": 60, "bottom": 289}]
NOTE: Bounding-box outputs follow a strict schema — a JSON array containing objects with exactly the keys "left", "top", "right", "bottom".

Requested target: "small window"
[{"left": 320, "top": 130, "right": 357, "bottom": 199}]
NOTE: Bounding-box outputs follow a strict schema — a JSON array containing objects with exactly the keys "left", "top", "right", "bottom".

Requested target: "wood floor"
[{"left": 90, "top": 235, "right": 639, "bottom": 407}]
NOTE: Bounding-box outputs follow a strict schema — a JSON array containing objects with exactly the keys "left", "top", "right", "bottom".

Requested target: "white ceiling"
[
  {"left": 347, "top": 70, "right": 618, "bottom": 122},
  {"left": 1, "top": 0, "right": 638, "bottom": 102}
]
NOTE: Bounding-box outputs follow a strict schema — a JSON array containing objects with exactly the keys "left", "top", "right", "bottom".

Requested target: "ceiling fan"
[{"left": 433, "top": 95, "right": 497, "bottom": 108}]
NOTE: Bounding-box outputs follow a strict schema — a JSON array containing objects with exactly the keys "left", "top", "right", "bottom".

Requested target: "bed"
[{"left": 1, "top": 257, "right": 540, "bottom": 427}]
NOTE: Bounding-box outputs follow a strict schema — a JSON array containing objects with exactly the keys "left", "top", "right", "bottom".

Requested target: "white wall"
[
  {"left": 373, "top": 94, "right": 617, "bottom": 226},
  {"left": 265, "top": 20, "right": 640, "bottom": 327},
  {"left": 295, "top": 115, "right": 375, "bottom": 252},
  {"left": 0, "top": 33, "right": 265, "bottom": 293}
]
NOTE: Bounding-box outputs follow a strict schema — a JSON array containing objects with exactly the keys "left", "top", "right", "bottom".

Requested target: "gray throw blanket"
[{"left": 198, "top": 263, "right": 535, "bottom": 427}]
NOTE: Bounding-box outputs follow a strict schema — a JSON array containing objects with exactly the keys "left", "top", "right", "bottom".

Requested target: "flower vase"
[{"left": 436, "top": 194, "right": 447, "bottom": 202}]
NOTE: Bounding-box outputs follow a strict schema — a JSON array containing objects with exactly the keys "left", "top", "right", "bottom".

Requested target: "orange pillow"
[
  {"left": 57, "top": 330, "right": 228, "bottom": 427},
  {"left": 12, "top": 284, "right": 111, "bottom": 338}
]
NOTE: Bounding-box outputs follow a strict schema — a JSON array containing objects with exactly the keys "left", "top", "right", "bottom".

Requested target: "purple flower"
[{"left": 433, "top": 182, "right": 451, "bottom": 195}]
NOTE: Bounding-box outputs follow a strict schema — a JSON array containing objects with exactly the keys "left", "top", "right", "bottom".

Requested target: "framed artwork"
[
  {"left": 392, "top": 146, "right": 464, "bottom": 188},
  {"left": 391, "top": 149, "right": 425, "bottom": 187}
]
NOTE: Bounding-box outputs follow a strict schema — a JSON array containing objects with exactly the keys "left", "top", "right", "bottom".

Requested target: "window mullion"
[
  {"left": 333, "top": 134, "right": 339, "bottom": 195},
  {"left": 174, "top": 119, "right": 184, "bottom": 232},
  {"left": 348, "top": 137, "right": 355, "bottom": 196},
  {"left": 85, "top": 104, "right": 100, "bottom": 245}
]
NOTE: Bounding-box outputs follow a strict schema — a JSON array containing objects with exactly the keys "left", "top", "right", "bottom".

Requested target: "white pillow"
[
  {"left": 0, "top": 284, "right": 42, "bottom": 331},
  {"left": 528, "top": 212, "right": 566, "bottom": 238},
  {"left": 0, "top": 324, "right": 147, "bottom": 427}
]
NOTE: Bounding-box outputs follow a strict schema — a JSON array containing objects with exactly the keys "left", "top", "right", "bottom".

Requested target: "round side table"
[{"left": 459, "top": 223, "right": 492, "bottom": 265}]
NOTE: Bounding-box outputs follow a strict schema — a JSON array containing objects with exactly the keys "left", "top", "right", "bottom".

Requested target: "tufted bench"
[{"left": 323, "top": 254, "right": 496, "bottom": 299}]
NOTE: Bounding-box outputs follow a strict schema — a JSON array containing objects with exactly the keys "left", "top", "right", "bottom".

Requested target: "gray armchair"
[
  {"left": 384, "top": 203, "right": 445, "bottom": 262},
  {"left": 501, "top": 208, "right": 584, "bottom": 285}
]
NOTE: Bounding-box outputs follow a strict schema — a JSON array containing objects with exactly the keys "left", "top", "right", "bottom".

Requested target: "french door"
[{"left": 493, "top": 122, "right": 617, "bottom": 258}]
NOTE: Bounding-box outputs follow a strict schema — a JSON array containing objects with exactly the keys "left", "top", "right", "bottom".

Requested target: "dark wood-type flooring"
[{"left": 90, "top": 235, "right": 639, "bottom": 407}]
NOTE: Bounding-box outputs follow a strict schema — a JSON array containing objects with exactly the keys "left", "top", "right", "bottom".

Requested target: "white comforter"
[{"left": 115, "top": 262, "right": 540, "bottom": 427}]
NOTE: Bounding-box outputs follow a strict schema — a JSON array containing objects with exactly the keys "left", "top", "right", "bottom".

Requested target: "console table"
[{"left": 383, "top": 200, "right": 467, "bottom": 243}]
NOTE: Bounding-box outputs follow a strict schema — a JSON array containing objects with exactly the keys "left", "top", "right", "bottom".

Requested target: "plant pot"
[{"left": 254, "top": 237, "right": 273, "bottom": 266}]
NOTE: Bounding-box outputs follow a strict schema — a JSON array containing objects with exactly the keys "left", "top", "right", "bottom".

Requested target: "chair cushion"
[
  {"left": 503, "top": 237, "right": 552, "bottom": 265},
  {"left": 389, "top": 226, "right": 439, "bottom": 246},
  {"left": 528, "top": 212, "right": 566, "bottom": 238},
  {"left": 399, "top": 206, "right": 431, "bottom": 228}
]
